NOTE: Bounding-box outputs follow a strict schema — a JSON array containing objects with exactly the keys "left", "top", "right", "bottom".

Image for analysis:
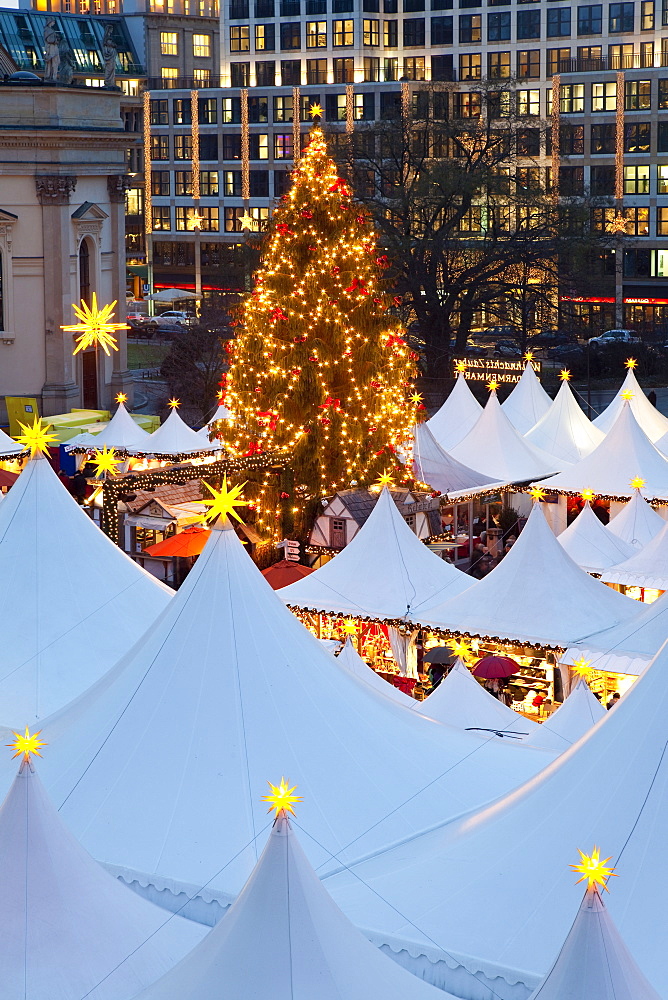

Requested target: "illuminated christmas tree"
[{"left": 219, "top": 119, "right": 420, "bottom": 539}]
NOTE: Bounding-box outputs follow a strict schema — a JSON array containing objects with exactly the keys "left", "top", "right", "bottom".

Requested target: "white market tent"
[
  {"left": 136, "top": 809, "right": 457, "bottom": 1000},
  {"left": 0, "top": 425, "right": 26, "bottom": 459},
  {"left": 335, "top": 638, "right": 415, "bottom": 707},
  {"left": 593, "top": 367, "right": 668, "bottom": 442},
  {"left": 423, "top": 373, "right": 482, "bottom": 451},
  {"left": 602, "top": 519, "right": 668, "bottom": 590},
  {"left": 533, "top": 402, "right": 668, "bottom": 503},
  {"left": 606, "top": 487, "right": 665, "bottom": 549},
  {"left": 0, "top": 456, "right": 172, "bottom": 724},
  {"left": 207, "top": 402, "right": 231, "bottom": 425},
  {"left": 85, "top": 400, "right": 152, "bottom": 452},
  {"left": 33, "top": 518, "right": 557, "bottom": 910},
  {"left": 282, "top": 487, "right": 472, "bottom": 622},
  {"left": 414, "top": 502, "right": 637, "bottom": 648},
  {"left": 501, "top": 361, "right": 552, "bottom": 434},
  {"left": 450, "top": 389, "right": 564, "bottom": 484},
  {"left": 0, "top": 756, "right": 203, "bottom": 1000},
  {"left": 134, "top": 407, "right": 222, "bottom": 458},
  {"left": 564, "top": 587, "right": 668, "bottom": 675},
  {"left": 526, "top": 883, "right": 661, "bottom": 1000},
  {"left": 418, "top": 659, "right": 538, "bottom": 736},
  {"left": 322, "top": 641, "right": 668, "bottom": 999},
  {"left": 524, "top": 380, "right": 605, "bottom": 465},
  {"left": 64, "top": 430, "right": 101, "bottom": 451},
  {"left": 410, "top": 422, "right": 503, "bottom": 496},
  {"left": 557, "top": 501, "right": 635, "bottom": 574},
  {"left": 521, "top": 678, "right": 606, "bottom": 752}
]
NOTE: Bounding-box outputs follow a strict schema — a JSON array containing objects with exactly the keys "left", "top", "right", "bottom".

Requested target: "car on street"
[
  {"left": 589, "top": 328, "right": 641, "bottom": 346},
  {"left": 547, "top": 343, "right": 585, "bottom": 360},
  {"left": 157, "top": 310, "right": 193, "bottom": 326}
]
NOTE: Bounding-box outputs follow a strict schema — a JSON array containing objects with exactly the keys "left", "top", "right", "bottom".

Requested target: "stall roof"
[
  {"left": 501, "top": 361, "right": 552, "bottom": 434},
  {"left": 534, "top": 402, "right": 668, "bottom": 502},
  {"left": 321, "top": 641, "right": 668, "bottom": 1000},
  {"left": 282, "top": 487, "right": 472, "bottom": 621},
  {"left": 335, "top": 637, "right": 415, "bottom": 707},
  {"left": 136, "top": 810, "right": 457, "bottom": 1000},
  {"left": 415, "top": 502, "right": 637, "bottom": 647},
  {"left": 0, "top": 456, "right": 171, "bottom": 724},
  {"left": 521, "top": 678, "right": 606, "bottom": 752},
  {"left": 84, "top": 401, "right": 151, "bottom": 452},
  {"left": 134, "top": 408, "right": 223, "bottom": 458},
  {"left": 450, "top": 390, "right": 564, "bottom": 484},
  {"left": 557, "top": 501, "right": 636, "bottom": 574},
  {"left": 30, "top": 517, "right": 557, "bottom": 905},
  {"left": 606, "top": 487, "right": 666, "bottom": 549},
  {"left": 0, "top": 757, "right": 203, "bottom": 1000},
  {"left": 423, "top": 373, "right": 482, "bottom": 451},
  {"left": 593, "top": 367, "right": 668, "bottom": 442},
  {"left": 525, "top": 381, "right": 605, "bottom": 466},
  {"left": 0, "top": 425, "right": 26, "bottom": 459},
  {"left": 602, "top": 519, "right": 668, "bottom": 590},
  {"left": 411, "top": 422, "right": 504, "bottom": 496}
]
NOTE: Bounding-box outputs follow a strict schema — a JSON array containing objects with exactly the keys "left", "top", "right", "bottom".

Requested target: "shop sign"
[{"left": 452, "top": 357, "right": 542, "bottom": 384}]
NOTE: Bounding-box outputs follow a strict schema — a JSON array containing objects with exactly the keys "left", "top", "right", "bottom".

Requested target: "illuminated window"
[
  {"left": 193, "top": 33, "right": 211, "bottom": 57},
  {"left": 152, "top": 206, "right": 171, "bottom": 230},
  {"left": 160, "top": 31, "right": 178, "bottom": 55},
  {"left": 160, "top": 67, "right": 179, "bottom": 87},
  {"left": 306, "top": 20, "right": 327, "bottom": 46},
  {"left": 624, "top": 165, "right": 650, "bottom": 194},
  {"left": 592, "top": 81, "right": 617, "bottom": 111},
  {"left": 230, "top": 25, "right": 250, "bottom": 50},
  {"left": 657, "top": 164, "right": 668, "bottom": 193},
  {"left": 518, "top": 89, "right": 540, "bottom": 115},
  {"left": 193, "top": 68, "right": 211, "bottom": 85},
  {"left": 363, "top": 18, "right": 380, "bottom": 44},
  {"left": 333, "top": 19, "right": 354, "bottom": 45}
]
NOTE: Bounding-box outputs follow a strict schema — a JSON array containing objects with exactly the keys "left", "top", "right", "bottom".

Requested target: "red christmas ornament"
[
  {"left": 308, "top": 356, "right": 318, "bottom": 362},
  {"left": 376, "top": 255, "right": 390, "bottom": 268},
  {"left": 320, "top": 417, "right": 331, "bottom": 426},
  {"left": 276, "top": 223, "right": 294, "bottom": 235},
  {"left": 373, "top": 297, "right": 383, "bottom": 305},
  {"left": 356, "top": 215, "right": 366, "bottom": 224},
  {"left": 328, "top": 177, "right": 351, "bottom": 195},
  {"left": 301, "top": 209, "right": 313, "bottom": 219},
  {"left": 393, "top": 296, "right": 402, "bottom": 307},
  {"left": 280, "top": 491, "right": 290, "bottom": 499},
  {"left": 331, "top": 266, "right": 341, "bottom": 275},
  {"left": 369, "top": 380, "right": 381, "bottom": 389},
  {"left": 270, "top": 307, "right": 288, "bottom": 322},
  {"left": 344, "top": 278, "right": 368, "bottom": 296},
  {"left": 293, "top": 336, "right": 307, "bottom": 343}
]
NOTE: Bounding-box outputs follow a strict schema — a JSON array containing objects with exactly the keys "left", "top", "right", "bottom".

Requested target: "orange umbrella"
[
  {"left": 262, "top": 559, "right": 313, "bottom": 590},
  {"left": 143, "top": 524, "right": 211, "bottom": 558}
]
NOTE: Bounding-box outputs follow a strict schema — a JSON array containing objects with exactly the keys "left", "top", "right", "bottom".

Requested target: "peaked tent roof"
[
  {"left": 450, "top": 391, "right": 564, "bottom": 484},
  {"left": 524, "top": 380, "right": 605, "bottom": 465},
  {"left": 134, "top": 408, "right": 222, "bottom": 457},
  {"left": 322, "top": 641, "right": 668, "bottom": 998},
  {"left": 411, "top": 422, "right": 503, "bottom": 496},
  {"left": 86, "top": 401, "right": 152, "bottom": 452},
  {"left": 501, "top": 361, "right": 553, "bottom": 434},
  {"left": 534, "top": 402, "right": 668, "bottom": 502},
  {"left": 282, "top": 487, "right": 473, "bottom": 621},
  {"left": 526, "top": 884, "right": 661, "bottom": 1000},
  {"left": 335, "top": 637, "right": 415, "bottom": 706},
  {"left": 415, "top": 502, "right": 637, "bottom": 647},
  {"left": 35, "top": 519, "right": 557, "bottom": 903},
  {"left": 0, "top": 758, "right": 203, "bottom": 1000},
  {"left": 0, "top": 425, "right": 26, "bottom": 458},
  {"left": 557, "top": 501, "right": 635, "bottom": 574},
  {"left": 0, "top": 456, "right": 172, "bottom": 724},
  {"left": 136, "top": 810, "right": 457, "bottom": 1000},
  {"left": 423, "top": 373, "right": 482, "bottom": 452},
  {"left": 207, "top": 402, "right": 231, "bottom": 426},
  {"left": 419, "top": 659, "right": 539, "bottom": 735},
  {"left": 606, "top": 487, "right": 665, "bottom": 549},
  {"left": 521, "top": 678, "right": 606, "bottom": 751},
  {"left": 602, "top": 519, "right": 668, "bottom": 589},
  {"left": 592, "top": 367, "right": 668, "bottom": 442}
]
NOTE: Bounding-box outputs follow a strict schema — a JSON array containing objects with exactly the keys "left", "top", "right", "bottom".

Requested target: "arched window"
[{"left": 79, "top": 239, "right": 91, "bottom": 306}]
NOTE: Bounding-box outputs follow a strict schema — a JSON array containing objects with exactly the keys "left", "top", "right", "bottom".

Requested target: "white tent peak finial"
[
  {"left": 261, "top": 777, "right": 302, "bottom": 818},
  {"left": 571, "top": 846, "right": 617, "bottom": 894},
  {"left": 7, "top": 725, "right": 47, "bottom": 764}
]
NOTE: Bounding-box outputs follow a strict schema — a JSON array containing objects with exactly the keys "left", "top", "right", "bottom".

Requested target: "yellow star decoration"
[
  {"left": 448, "top": 638, "right": 471, "bottom": 661},
  {"left": 559, "top": 368, "right": 571, "bottom": 381},
  {"left": 410, "top": 393, "right": 424, "bottom": 405},
  {"left": 308, "top": 102, "right": 324, "bottom": 119},
  {"left": 342, "top": 619, "right": 357, "bottom": 635},
  {"left": 61, "top": 293, "right": 127, "bottom": 357},
  {"left": 621, "top": 389, "right": 635, "bottom": 402},
  {"left": 630, "top": 476, "right": 646, "bottom": 490},
  {"left": 571, "top": 657, "right": 592, "bottom": 678},
  {"left": 8, "top": 726, "right": 47, "bottom": 761},
  {"left": 92, "top": 446, "right": 121, "bottom": 478},
  {"left": 262, "top": 777, "right": 302, "bottom": 816},
  {"left": 571, "top": 847, "right": 618, "bottom": 892},
  {"left": 15, "top": 416, "right": 58, "bottom": 457},
  {"left": 529, "top": 486, "right": 546, "bottom": 502},
  {"left": 625, "top": 358, "right": 637, "bottom": 369},
  {"left": 373, "top": 470, "right": 395, "bottom": 491},
  {"left": 200, "top": 474, "right": 248, "bottom": 524},
  {"left": 115, "top": 392, "right": 128, "bottom": 405},
  {"left": 581, "top": 488, "right": 595, "bottom": 502},
  {"left": 239, "top": 212, "right": 256, "bottom": 232},
  {"left": 524, "top": 350, "right": 534, "bottom": 362},
  {"left": 168, "top": 397, "right": 180, "bottom": 409},
  {"left": 216, "top": 389, "right": 224, "bottom": 401},
  {"left": 455, "top": 360, "right": 468, "bottom": 374},
  {"left": 487, "top": 379, "right": 499, "bottom": 392}
]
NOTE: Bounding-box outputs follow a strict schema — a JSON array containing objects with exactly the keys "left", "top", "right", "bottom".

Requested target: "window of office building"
[
  {"left": 591, "top": 123, "right": 616, "bottom": 152},
  {"left": 592, "top": 81, "right": 617, "bottom": 110},
  {"left": 221, "top": 97, "right": 241, "bottom": 122},
  {"left": 403, "top": 17, "right": 425, "bottom": 43},
  {"left": 230, "top": 25, "right": 250, "bottom": 50},
  {"left": 609, "top": 1, "right": 634, "bottom": 31},
  {"left": 590, "top": 165, "right": 615, "bottom": 194},
  {"left": 626, "top": 122, "right": 651, "bottom": 152},
  {"left": 273, "top": 95, "right": 294, "bottom": 121},
  {"left": 193, "top": 68, "right": 211, "bottom": 85},
  {"left": 517, "top": 128, "right": 540, "bottom": 155},
  {"left": 364, "top": 56, "right": 380, "bottom": 79},
  {"left": 658, "top": 165, "right": 668, "bottom": 194},
  {"left": 547, "top": 6, "right": 570, "bottom": 35},
  {"left": 152, "top": 206, "right": 171, "bottom": 230},
  {"left": 222, "top": 170, "right": 241, "bottom": 196},
  {"left": 306, "top": 58, "right": 327, "bottom": 82},
  {"left": 609, "top": 42, "right": 633, "bottom": 67},
  {"left": 306, "top": 20, "right": 327, "bottom": 45},
  {"left": 577, "top": 4, "right": 602, "bottom": 33},
  {"left": 459, "top": 206, "right": 481, "bottom": 233},
  {"left": 174, "top": 134, "right": 193, "bottom": 160},
  {"left": 333, "top": 18, "right": 354, "bottom": 43},
  {"left": 431, "top": 14, "right": 453, "bottom": 42},
  {"left": 658, "top": 207, "right": 668, "bottom": 235},
  {"left": 560, "top": 83, "right": 584, "bottom": 112},
  {"left": 151, "top": 171, "right": 170, "bottom": 195},
  {"left": 487, "top": 11, "right": 510, "bottom": 38},
  {"left": 280, "top": 22, "right": 301, "bottom": 48},
  {"left": 160, "top": 67, "right": 179, "bottom": 87},
  {"left": 453, "top": 90, "right": 481, "bottom": 115},
  {"left": 198, "top": 98, "right": 217, "bottom": 123},
  {"left": 255, "top": 24, "right": 275, "bottom": 50},
  {"left": 256, "top": 60, "right": 275, "bottom": 84},
  {"left": 459, "top": 13, "right": 481, "bottom": 40},
  {"left": 517, "top": 9, "right": 540, "bottom": 37},
  {"left": 193, "top": 33, "right": 211, "bottom": 56},
  {"left": 404, "top": 0, "right": 425, "bottom": 9},
  {"left": 432, "top": 53, "right": 454, "bottom": 78},
  {"left": 578, "top": 44, "right": 603, "bottom": 64},
  {"left": 363, "top": 18, "right": 380, "bottom": 43},
  {"left": 175, "top": 170, "right": 193, "bottom": 195},
  {"left": 383, "top": 56, "right": 399, "bottom": 79},
  {"left": 459, "top": 51, "right": 481, "bottom": 78},
  {"left": 281, "top": 59, "right": 301, "bottom": 83},
  {"left": 249, "top": 133, "right": 269, "bottom": 158},
  {"left": 626, "top": 80, "right": 651, "bottom": 109},
  {"left": 160, "top": 31, "right": 178, "bottom": 55},
  {"left": 384, "top": 19, "right": 398, "bottom": 43},
  {"left": 518, "top": 49, "right": 540, "bottom": 76},
  {"left": 562, "top": 123, "right": 585, "bottom": 153},
  {"left": 230, "top": 62, "right": 250, "bottom": 85},
  {"left": 624, "top": 165, "right": 650, "bottom": 193},
  {"left": 274, "top": 133, "right": 294, "bottom": 158},
  {"left": 641, "top": 0, "right": 654, "bottom": 27},
  {"left": 222, "top": 134, "right": 241, "bottom": 159},
  {"left": 150, "top": 99, "right": 168, "bottom": 125},
  {"left": 404, "top": 55, "right": 425, "bottom": 77},
  {"left": 518, "top": 88, "right": 540, "bottom": 114},
  {"left": 488, "top": 89, "right": 511, "bottom": 117},
  {"left": 151, "top": 135, "right": 170, "bottom": 160},
  {"left": 333, "top": 56, "right": 354, "bottom": 80},
  {"left": 546, "top": 47, "right": 570, "bottom": 73},
  {"left": 488, "top": 50, "right": 510, "bottom": 76},
  {"left": 560, "top": 166, "right": 585, "bottom": 195},
  {"left": 200, "top": 170, "right": 218, "bottom": 195}
]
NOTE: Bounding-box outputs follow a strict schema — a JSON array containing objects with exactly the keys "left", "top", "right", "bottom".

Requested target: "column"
[{"left": 107, "top": 174, "right": 135, "bottom": 407}]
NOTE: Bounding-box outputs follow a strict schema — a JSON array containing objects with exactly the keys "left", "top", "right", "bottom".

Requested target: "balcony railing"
[{"left": 556, "top": 54, "right": 668, "bottom": 74}]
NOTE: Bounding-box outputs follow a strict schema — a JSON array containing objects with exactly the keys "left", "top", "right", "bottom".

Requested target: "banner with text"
[{"left": 452, "top": 357, "right": 541, "bottom": 384}]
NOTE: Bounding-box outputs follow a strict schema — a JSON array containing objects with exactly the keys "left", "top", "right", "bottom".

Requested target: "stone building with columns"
[{"left": 0, "top": 81, "right": 137, "bottom": 418}]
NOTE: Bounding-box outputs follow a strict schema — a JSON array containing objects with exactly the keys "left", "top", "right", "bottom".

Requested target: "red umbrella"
[
  {"left": 143, "top": 524, "right": 211, "bottom": 558},
  {"left": 262, "top": 559, "right": 313, "bottom": 590},
  {"left": 472, "top": 655, "right": 519, "bottom": 679}
]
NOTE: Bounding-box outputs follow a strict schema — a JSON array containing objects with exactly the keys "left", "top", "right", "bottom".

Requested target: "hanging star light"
[
  {"left": 15, "top": 416, "right": 59, "bottom": 457},
  {"left": 455, "top": 360, "right": 468, "bottom": 374},
  {"left": 115, "top": 392, "right": 128, "bottom": 405},
  {"left": 61, "top": 293, "right": 127, "bottom": 356},
  {"left": 168, "top": 397, "right": 181, "bottom": 409},
  {"left": 571, "top": 656, "right": 592, "bottom": 678},
  {"left": 529, "top": 486, "right": 546, "bottom": 502},
  {"left": 262, "top": 777, "right": 302, "bottom": 816},
  {"left": 571, "top": 847, "right": 618, "bottom": 892},
  {"left": 630, "top": 476, "right": 646, "bottom": 489},
  {"left": 621, "top": 389, "right": 635, "bottom": 401},
  {"left": 524, "top": 350, "right": 534, "bottom": 362},
  {"left": 7, "top": 726, "right": 47, "bottom": 761},
  {"left": 239, "top": 212, "right": 257, "bottom": 232},
  {"left": 559, "top": 368, "right": 571, "bottom": 381},
  {"left": 487, "top": 379, "right": 499, "bottom": 392},
  {"left": 410, "top": 392, "right": 424, "bottom": 405},
  {"left": 342, "top": 619, "right": 357, "bottom": 635},
  {"left": 581, "top": 488, "right": 595, "bottom": 502},
  {"left": 372, "top": 470, "right": 395, "bottom": 491},
  {"left": 308, "top": 102, "right": 324, "bottom": 119},
  {"left": 92, "top": 446, "right": 121, "bottom": 478},
  {"left": 200, "top": 474, "right": 248, "bottom": 524},
  {"left": 625, "top": 358, "right": 637, "bottom": 369}
]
